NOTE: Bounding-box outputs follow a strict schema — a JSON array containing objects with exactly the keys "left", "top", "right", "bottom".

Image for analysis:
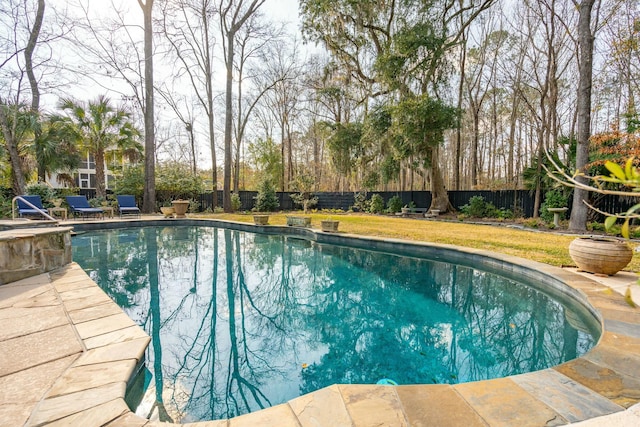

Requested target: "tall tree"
[
  {"left": 219, "top": 0, "right": 266, "bottom": 212},
  {"left": 569, "top": 0, "right": 597, "bottom": 231},
  {"left": 138, "top": 0, "right": 156, "bottom": 213},
  {"left": 259, "top": 39, "right": 302, "bottom": 191},
  {"left": 232, "top": 17, "right": 284, "bottom": 191},
  {"left": 1, "top": 0, "right": 47, "bottom": 194},
  {"left": 301, "top": 0, "right": 495, "bottom": 211},
  {"left": 159, "top": 0, "right": 218, "bottom": 204},
  {"left": 30, "top": 114, "right": 81, "bottom": 183}
]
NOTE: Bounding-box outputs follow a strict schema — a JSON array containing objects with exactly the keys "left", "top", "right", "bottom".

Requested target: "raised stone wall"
[{"left": 0, "top": 227, "right": 72, "bottom": 285}]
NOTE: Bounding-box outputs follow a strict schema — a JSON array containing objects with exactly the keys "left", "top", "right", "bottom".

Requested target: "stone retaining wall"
[{"left": 0, "top": 227, "right": 72, "bottom": 285}]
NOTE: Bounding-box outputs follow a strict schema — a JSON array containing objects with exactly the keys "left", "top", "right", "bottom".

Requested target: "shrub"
[
  {"left": 522, "top": 218, "right": 543, "bottom": 229},
  {"left": 368, "top": 194, "right": 385, "bottom": 214},
  {"left": 459, "top": 195, "right": 513, "bottom": 219},
  {"left": 387, "top": 195, "right": 403, "bottom": 213},
  {"left": 230, "top": 193, "right": 242, "bottom": 212},
  {"left": 460, "top": 196, "right": 488, "bottom": 217},
  {"left": 25, "top": 183, "right": 56, "bottom": 207},
  {"left": 0, "top": 192, "right": 12, "bottom": 219},
  {"left": 253, "top": 179, "right": 279, "bottom": 212},
  {"left": 540, "top": 190, "right": 568, "bottom": 223},
  {"left": 588, "top": 222, "right": 606, "bottom": 232},
  {"left": 496, "top": 208, "right": 514, "bottom": 220},
  {"left": 155, "top": 162, "right": 204, "bottom": 205},
  {"left": 352, "top": 192, "right": 369, "bottom": 212},
  {"left": 115, "top": 165, "right": 144, "bottom": 198}
]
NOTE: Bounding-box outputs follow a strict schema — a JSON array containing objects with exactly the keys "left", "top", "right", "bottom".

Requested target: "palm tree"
[
  {"left": 28, "top": 115, "right": 83, "bottom": 184},
  {"left": 58, "top": 95, "right": 142, "bottom": 198}
]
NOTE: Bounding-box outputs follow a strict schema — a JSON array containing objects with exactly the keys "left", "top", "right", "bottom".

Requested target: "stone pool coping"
[{"left": 1, "top": 219, "right": 640, "bottom": 426}]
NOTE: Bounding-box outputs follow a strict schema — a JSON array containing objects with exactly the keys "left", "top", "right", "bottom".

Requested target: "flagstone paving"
[{"left": 1, "top": 226, "right": 640, "bottom": 426}]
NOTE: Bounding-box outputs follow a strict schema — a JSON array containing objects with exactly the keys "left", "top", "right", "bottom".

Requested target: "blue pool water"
[{"left": 72, "top": 225, "right": 597, "bottom": 423}]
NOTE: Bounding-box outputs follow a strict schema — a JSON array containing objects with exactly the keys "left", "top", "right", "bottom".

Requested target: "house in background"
[{"left": 48, "top": 153, "right": 116, "bottom": 192}]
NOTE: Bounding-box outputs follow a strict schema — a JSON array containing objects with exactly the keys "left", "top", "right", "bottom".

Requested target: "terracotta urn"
[
  {"left": 171, "top": 200, "right": 190, "bottom": 218},
  {"left": 160, "top": 206, "right": 175, "bottom": 218},
  {"left": 569, "top": 237, "right": 633, "bottom": 275}
]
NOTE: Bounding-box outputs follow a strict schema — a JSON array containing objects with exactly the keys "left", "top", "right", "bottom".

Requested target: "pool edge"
[{"left": 3, "top": 219, "right": 640, "bottom": 426}]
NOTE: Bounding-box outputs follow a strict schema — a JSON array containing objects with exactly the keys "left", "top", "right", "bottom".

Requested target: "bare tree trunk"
[
  {"left": 139, "top": 0, "right": 156, "bottom": 213},
  {"left": 471, "top": 108, "right": 480, "bottom": 187},
  {"left": 223, "top": 30, "right": 234, "bottom": 210},
  {"left": 0, "top": 104, "right": 27, "bottom": 194},
  {"left": 280, "top": 117, "right": 285, "bottom": 191},
  {"left": 429, "top": 146, "right": 453, "bottom": 212},
  {"left": 25, "top": 0, "right": 45, "bottom": 113},
  {"left": 187, "top": 123, "right": 196, "bottom": 175},
  {"left": 569, "top": 0, "right": 596, "bottom": 232},
  {"left": 454, "top": 25, "right": 467, "bottom": 191}
]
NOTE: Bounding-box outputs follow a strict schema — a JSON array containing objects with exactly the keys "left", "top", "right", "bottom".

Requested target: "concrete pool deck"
[{"left": 1, "top": 221, "right": 640, "bottom": 426}]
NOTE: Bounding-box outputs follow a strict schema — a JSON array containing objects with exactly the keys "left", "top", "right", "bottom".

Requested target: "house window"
[
  {"left": 80, "top": 154, "right": 96, "bottom": 170},
  {"left": 80, "top": 173, "right": 90, "bottom": 189}
]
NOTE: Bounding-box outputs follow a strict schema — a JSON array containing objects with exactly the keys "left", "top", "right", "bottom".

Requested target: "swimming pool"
[{"left": 72, "top": 224, "right": 599, "bottom": 423}]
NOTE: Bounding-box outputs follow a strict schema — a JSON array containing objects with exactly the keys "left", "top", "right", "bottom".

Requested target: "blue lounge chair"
[
  {"left": 116, "top": 195, "right": 141, "bottom": 218},
  {"left": 16, "top": 195, "right": 47, "bottom": 219},
  {"left": 66, "top": 196, "right": 104, "bottom": 219}
]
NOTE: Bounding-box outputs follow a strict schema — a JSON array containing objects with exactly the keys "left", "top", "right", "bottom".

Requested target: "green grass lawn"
[{"left": 193, "top": 211, "right": 640, "bottom": 272}]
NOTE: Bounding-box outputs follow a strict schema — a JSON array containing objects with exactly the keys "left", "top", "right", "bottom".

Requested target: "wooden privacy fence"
[
  {"left": 197, "top": 190, "right": 638, "bottom": 220},
  {"left": 198, "top": 190, "right": 535, "bottom": 218}
]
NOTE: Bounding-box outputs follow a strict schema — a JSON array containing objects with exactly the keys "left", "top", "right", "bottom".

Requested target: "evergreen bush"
[
  {"left": 387, "top": 195, "right": 403, "bottom": 213},
  {"left": 230, "top": 193, "right": 242, "bottom": 212},
  {"left": 253, "top": 179, "right": 279, "bottom": 212},
  {"left": 369, "top": 194, "right": 385, "bottom": 214}
]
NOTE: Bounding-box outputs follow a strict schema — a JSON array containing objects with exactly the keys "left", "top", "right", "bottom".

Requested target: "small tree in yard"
[
  {"left": 290, "top": 171, "right": 318, "bottom": 213},
  {"left": 253, "top": 179, "right": 279, "bottom": 212}
]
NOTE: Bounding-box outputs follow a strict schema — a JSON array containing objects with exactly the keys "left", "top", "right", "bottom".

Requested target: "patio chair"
[
  {"left": 16, "top": 195, "right": 47, "bottom": 219},
  {"left": 116, "top": 195, "right": 141, "bottom": 218},
  {"left": 66, "top": 195, "right": 104, "bottom": 219}
]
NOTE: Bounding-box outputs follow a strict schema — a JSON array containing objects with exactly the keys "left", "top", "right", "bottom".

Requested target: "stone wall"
[{"left": 0, "top": 227, "right": 72, "bottom": 285}]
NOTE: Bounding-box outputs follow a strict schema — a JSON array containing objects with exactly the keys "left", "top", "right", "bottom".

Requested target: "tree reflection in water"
[{"left": 72, "top": 226, "right": 597, "bottom": 423}]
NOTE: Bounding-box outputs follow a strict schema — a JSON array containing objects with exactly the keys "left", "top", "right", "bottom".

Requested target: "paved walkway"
[{"left": 1, "top": 224, "right": 640, "bottom": 426}]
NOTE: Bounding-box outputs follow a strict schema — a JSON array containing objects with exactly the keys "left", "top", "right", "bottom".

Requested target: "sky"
[{"left": 86, "top": 0, "right": 300, "bottom": 26}]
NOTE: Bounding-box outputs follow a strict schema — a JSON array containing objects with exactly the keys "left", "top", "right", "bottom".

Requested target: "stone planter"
[
  {"left": 253, "top": 215, "right": 269, "bottom": 225},
  {"left": 321, "top": 220, "right": 339, "bottom": 232},
  {"left": 160, "top": 206, "right": 175, "bottom": 218},
  {"left": 286, "top": 216, "right": 311, "bottom": 227},
  {"left": 171, "top": 200, "right": 190, "bottom": 218},
  {"left": 569, "top": 237, "right": 633, "bottom": 275}
]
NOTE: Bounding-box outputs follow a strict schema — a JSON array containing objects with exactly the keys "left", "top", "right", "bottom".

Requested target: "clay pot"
[
  {"left": 569, "top": 237, "right": 633, "bottom": 275},
  {"left": 160, "top": 206, "right": 175, "bottom": 218},
  {"left": 171, "top": 200, "right": 190, "bottom": 218}
]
